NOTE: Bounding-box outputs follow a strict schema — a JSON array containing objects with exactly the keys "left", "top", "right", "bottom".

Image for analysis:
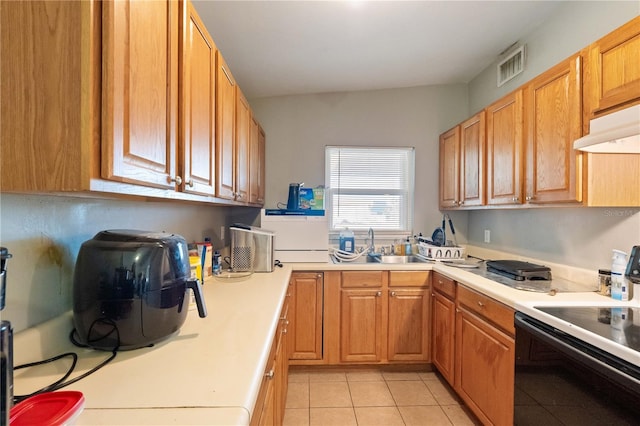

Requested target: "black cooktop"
[{"left": 538, "top": 306, "right": 640, "bottom": 352}]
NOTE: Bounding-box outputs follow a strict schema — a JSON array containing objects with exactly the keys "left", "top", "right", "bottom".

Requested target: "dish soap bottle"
[
  {"left": 611, "top": 249, "right": 629, "bottom": 301},
  {"left": 339, "top": 228, "right": 355, "bottom": 253}
]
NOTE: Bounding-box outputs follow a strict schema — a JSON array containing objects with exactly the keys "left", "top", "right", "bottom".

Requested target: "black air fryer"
[{"left": 73, "top": 230, "right": 207, "bottom": 351}]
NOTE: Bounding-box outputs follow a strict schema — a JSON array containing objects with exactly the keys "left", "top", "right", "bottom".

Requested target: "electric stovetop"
[{"left": 537, "top": 306, "right": 640, "bottom": 352}]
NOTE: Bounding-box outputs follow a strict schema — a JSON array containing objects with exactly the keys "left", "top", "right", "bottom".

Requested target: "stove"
[{"left": 537, "top": 306, "right": 640, "bottom": 353}]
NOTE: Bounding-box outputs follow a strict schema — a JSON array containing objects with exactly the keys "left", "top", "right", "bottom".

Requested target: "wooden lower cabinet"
[
  {"left": 388, "top": 271, "right": 431, "bottom": 362},
  {"left": 253, "top": 285, "right": 290, "bottom": 426},
  {"left": 455, "top": 286, "right": 515, "bottom": 426},
  {"left": 431, "top": 290, "right": 456, "bottom": 385},
  {"left": 289, "top": 272, "right": 324, "bottom": 362},
  {"left": 340, "top": 287, "right": 385, "bottom": 362}
]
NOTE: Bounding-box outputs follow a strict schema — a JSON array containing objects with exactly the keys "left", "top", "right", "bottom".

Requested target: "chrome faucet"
[{"left": 368, "top": 227, "right": 375, "bottom": 253}]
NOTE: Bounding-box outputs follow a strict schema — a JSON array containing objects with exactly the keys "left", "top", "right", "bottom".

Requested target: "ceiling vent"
[{"left": 497, "top": 45, "right": 525, "bottom": 87}]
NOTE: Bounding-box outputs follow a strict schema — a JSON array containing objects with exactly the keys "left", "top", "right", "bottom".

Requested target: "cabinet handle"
[
  {"left": 390, "top": 291, "right": 396, "bottom": 297},
  {"left": 185, "top": 178, "right": 194, "bottom": 188},
  {"left": 265, "top": 369, "right": 274, "bottom": 379},
  {"left": 477, "top": 301, "right": 485, "bottom": 307},
  {"left": 456, "top": 308, "right": 461, "bottom": 313},
  {"left": 169, "top": 176, "right": 183, "bottom": 185},
  {"left": 376, "top": 291, "right": 382, "bottom": 297}
]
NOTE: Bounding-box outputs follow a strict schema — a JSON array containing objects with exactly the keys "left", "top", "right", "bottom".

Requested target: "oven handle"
[{"left": 515, "top": 312, "right": 640, "bottom": 394}]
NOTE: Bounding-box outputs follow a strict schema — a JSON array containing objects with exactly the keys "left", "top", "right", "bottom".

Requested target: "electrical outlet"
[
  {"left": 220, "top": 226, "right": 225, "bottom": 240},
  {"left": 484, "top": 229, "right": 491, "bottom": 243}
]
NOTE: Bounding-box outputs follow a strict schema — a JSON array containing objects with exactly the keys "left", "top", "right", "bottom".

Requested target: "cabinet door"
[
  {"left": 525, "top": 54, "right": 583, "bottom": 204},
  {"left": 215, "top": 53, "right": 236, "bottom": 199},
  {"left": 180, "top": 1, "right": 216, "bottom": 195},
  {"left": 431, "top": 291, "right": 455, "bottom": 386},
  {"left": 455, "top": 308, "right": 515, "bottom": 426},
  {"left": 290, "top": 273, "right": 324, "bottom": 361},
  {"left": 250, "top": 119, "right": 266, "bottom": 205},
  {"left": 102, "top": 0, "right": 178, "bottom": 189},
  {"left": 235, "top": 88, "right": 251, "bottom": 203},
  {"left": 460, "top": 111, "right": 486, "bottom": 207},
  {"left": 388, "top": 288, "right": 430, "bottom": 362},
  {"left": 439, "top": 126, "right": 460, "bottom": 209},
  {"left": 340, "top": 288, "right": 385, "bottom": 362},
  {"left": 586, "top": 16, "right": 640, "bottom": 117},
  {"left": 486, "top": 90, "right": 524, "bottom": 205}
]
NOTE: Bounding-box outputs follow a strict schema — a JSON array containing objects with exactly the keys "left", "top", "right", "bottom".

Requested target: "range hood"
[{"left": 573, "top": 104, "right": 640, "bottom": 153}]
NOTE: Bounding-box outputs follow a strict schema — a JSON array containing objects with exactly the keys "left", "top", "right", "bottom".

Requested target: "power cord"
[{"left": 12, "top": 320, "right": 121, "bottom": 404}]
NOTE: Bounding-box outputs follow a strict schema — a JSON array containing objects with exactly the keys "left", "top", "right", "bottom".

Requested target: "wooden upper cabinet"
[
  {"left": 235, "top": 88, "right": 251, "bottom": 204},
  {"left": 250, "top": 118, "right": 266, "bottom": 205},
  {"left": 585, "top": 16, "right": 640, "bottom": 118},
  {"left": 102, "top": 0, "right": 179, "bottom": 189},
  {"left": 486, "top": 89, "right": 524, "bottom": 206},
  {"left": 439, "top": 126, "right": 460, "bottom": 209},
  {"left": 525, "top": 54, "right": 583, "bottom": 204},
  {"left": 459, "top": 112, "right": 486, "bottom": 207},
  {"left": 179, "top": 0, "right": 216, "bottom": 195},
  {"left": 0, "top": 1, "right": 98, "bottom": 192},
  {"left": 216, "top": 52, "right": 237, "bottom": 200}
]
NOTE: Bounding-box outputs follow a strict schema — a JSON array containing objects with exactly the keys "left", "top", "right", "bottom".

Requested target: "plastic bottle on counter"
[
  {"left": 611, "top": 249, "right": 629, "bottom": 301},
  {"left": 213, "top": 250, "right": 221, "bottom": 276},
  {"left": 339, "top": 229, "right": 355, "bottom": 253},
  {"left": 405, "top": 238, "right": 412, "bottom": 255}
]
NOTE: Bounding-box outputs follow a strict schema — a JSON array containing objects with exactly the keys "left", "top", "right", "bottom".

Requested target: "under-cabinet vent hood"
[{"left": 573, "top": 104, "right": 640, "bottom": 153}]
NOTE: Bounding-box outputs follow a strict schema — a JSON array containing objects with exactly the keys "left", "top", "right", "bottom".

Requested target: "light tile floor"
[{"left": 283, "top": 368, "right": 480, "bottom": 426}]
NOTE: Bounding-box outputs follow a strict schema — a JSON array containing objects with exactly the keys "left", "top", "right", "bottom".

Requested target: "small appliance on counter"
[
  {"left": 261, "top": 209, "right": 329, "bottom": 262},
  {"left": 1, "top": 247, "right": 13, "bottom": 426},
  {"left": 73, "top": 230, "right": 207, "bottom": 351},
  {"left": 287, "top": 182, "right": 303, "bottom": 210},
  {"left": 229, "top": 224, "right": 275, "bottom": 273}
]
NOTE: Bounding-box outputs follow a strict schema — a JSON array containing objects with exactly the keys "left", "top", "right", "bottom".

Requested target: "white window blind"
[{"left": 325, "top": 146, "right": 414, "bottom": 233}]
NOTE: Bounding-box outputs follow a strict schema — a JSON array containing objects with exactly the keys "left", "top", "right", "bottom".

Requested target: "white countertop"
[
  {"left": 13, "top": 266, "right": 293, "bottom": 425},
  {"left": 13, "top": 249, "right": 637, "bottom": 424}
]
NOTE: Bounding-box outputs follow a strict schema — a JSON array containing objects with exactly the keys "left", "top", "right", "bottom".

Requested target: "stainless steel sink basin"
[{"left": 331, "top": 254, "right": 427, "bottom": 264}]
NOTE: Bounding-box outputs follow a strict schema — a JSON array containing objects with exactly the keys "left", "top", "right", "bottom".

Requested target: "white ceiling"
[{"left": 193, "top": 1, "right": 567, "bottom": 99}]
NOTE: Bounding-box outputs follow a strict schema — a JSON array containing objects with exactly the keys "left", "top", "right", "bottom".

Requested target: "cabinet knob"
[
  {"left": 512, "top": 197, "right": 519, "bottom": 202},
  {"left": 376, "top": 291, "right": 382, "bottom": 297},
  {"left": 169, "top": 176, "right": 183, "bottom": 185},
  {"left": 390, "top": 291, "right": 397, "bottom": 297},
  {"left": 459, "top": 200, "right": 464, "bottom": 205},
  {"left": 185, "top": 178, "right": 194, "bottom": 188},
  {"left": 265, "top": 369, "right": 274, "bottom": 379},
  {"left": 526, "top": 195, "right": 534, "bottom": 201},
  {"left": 477, "top": 301, "right": 485, "bottom": 307},
  {"left": 317, "top": 274, "right": 322, "bottom": 278}
]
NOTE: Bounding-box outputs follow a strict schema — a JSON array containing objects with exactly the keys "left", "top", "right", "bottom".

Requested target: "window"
[{"left": 325, "top": 146, "right": 414, "bottom": 234}]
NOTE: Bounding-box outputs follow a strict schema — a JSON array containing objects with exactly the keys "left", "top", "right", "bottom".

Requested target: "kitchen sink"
[{"left": 331, "top": 254, "right": 428, "bottom": 264}]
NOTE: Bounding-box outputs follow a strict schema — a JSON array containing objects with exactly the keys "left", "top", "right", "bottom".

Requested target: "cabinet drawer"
[
  {"left": 341, "top": 271, "right": 384, "bottom": 288},
  {"left": 389, "top": 271, "right": 430, "bottom": 287},
  {"left": 457, "top": 285, "right": 515, "bottom": 335},
  {"left": 432, "top": 272, "right": 455, "bottom": 299}
]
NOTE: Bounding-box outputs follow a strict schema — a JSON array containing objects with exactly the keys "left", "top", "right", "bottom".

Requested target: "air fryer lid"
[{"left": 73, "top": 230, "right": 205, "bottom": 350}]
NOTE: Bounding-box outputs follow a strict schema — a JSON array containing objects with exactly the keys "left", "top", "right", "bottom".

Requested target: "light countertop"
[
  {"left": 13, "top": 247, "right": 634, "bottom": 425},
  {"left": 13, "top": 266, "right": 293, "bottom": 425}
]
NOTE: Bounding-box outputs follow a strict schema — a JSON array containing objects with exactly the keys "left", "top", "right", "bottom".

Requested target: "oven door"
[{"left": 514, "top": 312, "right": 640, "bottom": 425}]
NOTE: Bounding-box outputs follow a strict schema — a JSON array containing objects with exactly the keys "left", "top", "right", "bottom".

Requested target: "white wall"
[
  {"left": 469, "top": 1, "right": 639, "bottom": 113},
  {"left": 466, "top": 2, "right": 640, "bottom": 270},
  {"left": 251, "top": 85, "right": 470, "bottom": 242},
  {"left": 0, "top": 193, "right": 235, "bottom": 332}
]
